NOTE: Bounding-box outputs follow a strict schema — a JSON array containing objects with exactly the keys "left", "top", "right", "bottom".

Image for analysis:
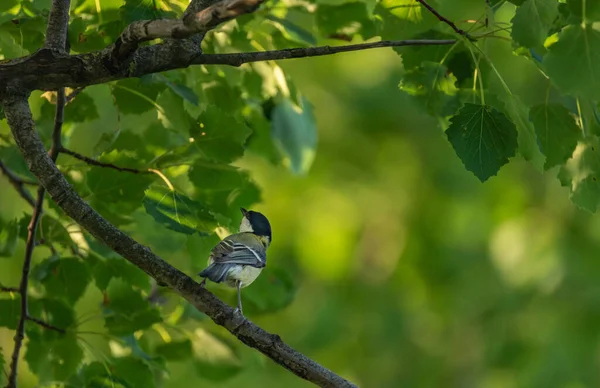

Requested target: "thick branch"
[
  {"left": 5, "top": 90, "right": 66, "bottom": 388},
  {"left": 196, "top": 39, "right": 457, "bottom": 66},
  {"left": 0, "top": 161, "right": 36, "bottom": 206},
  {"left": 44, "top": 0, "right": 71, "bottom": 51},
  {"left": 3, "top": 95, "right": 357, "bottom": 388},
  {"left": 0, "top": 39, "right": 456, "bottom": 92},
  {"left": 111, "top": 0, "right": 264, "bottom": 67},
  {"left": 61, "top": 148, "right": 150, "bottom": 174}
]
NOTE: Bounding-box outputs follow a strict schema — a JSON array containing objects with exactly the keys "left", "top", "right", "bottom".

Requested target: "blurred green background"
[{"left": 2, "top": 1, "right": 600, "bottom": 387}]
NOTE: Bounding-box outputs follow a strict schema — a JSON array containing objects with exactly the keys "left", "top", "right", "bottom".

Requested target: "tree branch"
[
  {"left": 0, "top": 38, "right": 457, "bottom": 92},
  {"left": 0, "top": 161, "right": 36, "bottom": 206},
  {"left": 0, "top": 284, "right": 19, "bottom": 293},
  {"left": 110, "top": 0, "right": 264, "bottom": 68},
  {"left": 26, "top": 316, "right": 66, "bottom": 334},
  {"left": 60, "top": 148, "right": 150, "bottom": 174},
  {"left": 416, "top": 0, "right": 475, "bottom": 41},
  {"left": 5, "top": 90, "right": 66, "bottom": 388},
  {"left": 6, "top": 184, "right": 45, "bottom": 388},
  {"left": 44, "top": 0, "right": 71, "bottom": 51},
  {"left": 3, "top": 95, "right": 357, "bottom": 388},
  {"left": 195, "top": 39, "right": 457, "bottom": 66}
]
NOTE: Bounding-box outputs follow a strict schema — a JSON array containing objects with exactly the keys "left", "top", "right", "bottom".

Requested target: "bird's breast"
[{"left": 225, "top": 265, "right": 263, "bottom": 288}]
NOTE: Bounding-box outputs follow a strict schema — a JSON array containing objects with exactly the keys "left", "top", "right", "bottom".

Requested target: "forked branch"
[{"left": 3, "top": 94, "right": 356, "bottom": 388}]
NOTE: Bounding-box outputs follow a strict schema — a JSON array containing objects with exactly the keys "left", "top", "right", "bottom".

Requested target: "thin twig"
[
  {"left": 26, "top": 316, "right": 66, "bottom": 334},
  {"left": 195, "top": 39, "right": 457, "bottom": 66},
  {"left": 7, "top": 186, "right": 45, "bottom": 388},
  {"left": 60, "top": 148, "right": 150, "bottom": 174},
  {"left": 65, "top": 87, "right": 84, "bottom": 104},
  {"left": 0, "top": 284, "right": 19, "bottom": 293},
  {"left": 6, "top": 89, "right": 66, "bottom": 388},
  {"left": 0, "top": 160, "right": 36, "bottom": 206},
  {"left": 416, "top": 0, "right": 475, "bottom": 41}
]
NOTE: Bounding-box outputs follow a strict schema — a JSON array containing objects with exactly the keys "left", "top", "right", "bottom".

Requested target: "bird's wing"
[{"left": 210, "top": 233, "right": 266, "bottom": 268}]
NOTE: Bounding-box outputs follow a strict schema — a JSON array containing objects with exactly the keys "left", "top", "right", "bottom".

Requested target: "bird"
[{"left": 198, "top": 207, "right": 272, "bottom": 315}]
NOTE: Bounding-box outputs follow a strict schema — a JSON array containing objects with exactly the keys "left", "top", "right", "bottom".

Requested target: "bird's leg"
[
  {"left": 199, "top": 278, "right": 206, "bottom": 287},
  {"left": 234, "top": 280, "right": 244, "bottom": 315}
]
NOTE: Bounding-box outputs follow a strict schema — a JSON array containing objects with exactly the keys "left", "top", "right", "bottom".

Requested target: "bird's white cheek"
[{"left": 239, "top": 217, "right": 254, "bottom": 233}]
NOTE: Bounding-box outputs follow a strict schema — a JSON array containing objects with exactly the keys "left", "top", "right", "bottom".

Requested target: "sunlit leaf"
[
  {"left": 511, "top": 0, "right": 558, "bottom": 48},
  {"left": 446, "top": 103, "right": 518, "bottom": 182},
  {"left": 559, "top": 136, "right": 600, "bottom": 212},
  {"left": 143, "top": 185, "right": 217, "bottom": 235},
  {"left": 399, "top": 61, "right": 460, "bottom": 117},
  {"left": 543, "top": 24, "right": 600, "bottom": 100}
]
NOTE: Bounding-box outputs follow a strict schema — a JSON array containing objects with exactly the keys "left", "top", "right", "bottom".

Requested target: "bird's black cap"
[{"left": 240, "top": 208, "right": 272, "bottom": 241}]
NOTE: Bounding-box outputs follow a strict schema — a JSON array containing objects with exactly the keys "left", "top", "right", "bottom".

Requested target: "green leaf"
[
  {"left": 111, "top": 78, "right": 166, "bottom": 114},
  {"left": 271, "top": 96, "right": 318, "bottom": 175},
  {"left": 120, "top": 0, "right": 176, "bottom": 24},
  {"left": 112, "top": 356, "right": 156, "bottom": 387},
  {"left": 36, "top": 257, "right": 91, "bottom": 304},
  {"left": 65, "top": 91, "right": 99, "bottom": 123},
  {"left": 0, "top": 218, "right": 20, "bottom": 258},
  {"left": 193, "top": 106, "right": 252, "bottom": 163},
  {"left": 374, "top": 0, "right": 439, "bottom": 43},
  {"left": 149, "top": 74, "right": 199, "bottom": 106},
  {"left": 0, "top": 16, "right": 47, "bottom": 54},
  {"left": 529, "top": 103, "right": 582, "bottom": 169},
  {"left": 511, "top": 0, "right": 559, "bottom": 48},
  {"left": 86, "top": 151, "right": 154, "bottom": 225},
  {"left": 187, "top": 233, "right": 221, "bottom": 272},
  {"left": 316, "top": 2, "right": 376, "bottom": 39},
  {"left": 242, "top": 266, "right": 297, "bottom": 315},
  {"left": 567, "top": 0, "right": 600, "bottom": 22},
  {"left": 0, "top": 298, "right": 20, "bottom": 329},
  {"left": 265, "top": 15, "right": 317, "bottom": 46},
  {"left": 156, "top": 88, "right": 196, "bottom": 133},
  {"left": 495, "top": 94, "right": 545, "bottom": 170},
  {"left": 90, "top": 255, "right": 150, "bottom": 291},
  {"left": 543, "top": 24, "right": 600, "bottom": 100},
  {"left": 559, "top": 136, "right": 600, "bottom": 212},
  {"left": 104, "top": 280, "right": 162, "bottom": 336},
  {"left": 143, "top": 185, "right": 217, "bottom": 235},
  {"left": 196, "top": 361, "right": 242, "bottom": 382},
  {"left": 155, "top": 339, "right": 193, "bottom": 360},
  {"left": 25, "top": 331, "right": 83, "bottom": 383},
  {"left": 446, "top": 103, "right": 518, "bottom": 182},
  {"left": 399, "top": 62, "right": 460, "bottom": 117},
  {"left": 0, "top": 0, "right": 18, "bottom": 13}
]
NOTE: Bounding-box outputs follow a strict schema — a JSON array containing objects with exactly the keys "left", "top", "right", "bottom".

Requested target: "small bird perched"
[{"left": 198, "top": 208, "right": 272, "bottom": 315}]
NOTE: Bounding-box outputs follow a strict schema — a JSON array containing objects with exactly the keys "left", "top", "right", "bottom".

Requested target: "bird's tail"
[{"left": 198, "top": 264, "right": 230, "bottom": 283}]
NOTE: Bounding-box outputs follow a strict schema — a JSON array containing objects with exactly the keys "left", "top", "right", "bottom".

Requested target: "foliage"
[{"left": 1, "top": 0, "right": 600, "bottom": 387}]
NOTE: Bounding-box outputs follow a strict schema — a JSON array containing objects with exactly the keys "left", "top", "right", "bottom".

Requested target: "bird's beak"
[{"left": 240, "top": 207, "right": 248, "bottom": 216}]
